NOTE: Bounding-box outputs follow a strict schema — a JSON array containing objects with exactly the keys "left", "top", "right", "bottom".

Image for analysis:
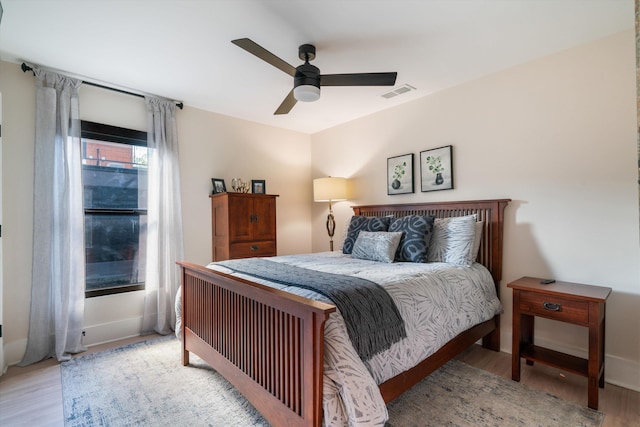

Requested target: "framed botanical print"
[
  {"left": 387, "top": 153, "right": 414, "bottom": 195},
  {"left": 420, "top": 145, "right": 453, "bottom": 192}
]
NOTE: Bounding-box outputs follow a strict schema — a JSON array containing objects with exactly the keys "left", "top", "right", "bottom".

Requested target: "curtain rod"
[{"left": 21, "top": 62, "right": 184, "bottom": 110}]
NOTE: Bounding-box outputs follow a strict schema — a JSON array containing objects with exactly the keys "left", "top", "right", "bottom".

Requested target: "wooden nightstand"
[{"left": 508, "top": 276, "right": 611, "bottom": 410}]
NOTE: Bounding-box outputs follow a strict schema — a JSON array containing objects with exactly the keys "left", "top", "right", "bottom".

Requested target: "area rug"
[{"left": 61, "top": 336, "right": 604, "bottom": 427}]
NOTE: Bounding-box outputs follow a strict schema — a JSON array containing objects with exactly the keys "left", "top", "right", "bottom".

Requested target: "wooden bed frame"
[{"left": 178, "top": 198, "right": 510, "bottom": 427}]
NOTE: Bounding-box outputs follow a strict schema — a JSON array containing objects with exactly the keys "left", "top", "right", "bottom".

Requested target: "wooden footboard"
[{"left": 178, "top": 261, "right": 335, "bottom": 427}]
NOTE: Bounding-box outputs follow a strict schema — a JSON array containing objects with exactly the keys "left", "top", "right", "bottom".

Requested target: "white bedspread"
[{"left": 196, "top": 252, "right": 502, "bottom": 426}]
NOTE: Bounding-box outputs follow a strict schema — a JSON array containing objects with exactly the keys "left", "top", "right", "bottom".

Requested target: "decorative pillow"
[
  {"left": 339, "top": 217, "right": 353, "bottom": 252},
  {"left": 427, "top": 214, "right": 477, "bottom": 266},
  {"left": 471, "top": 221, "right": 484, "bottom": 262},
  {"left": 388, "top": 215, "right": 435, "bottom": 262},
  {"left": 351, "top": 231, "right": 403, "bottom": 263},
  {"left": 342, "top": 216, "right": 392, "bottom": 254}
]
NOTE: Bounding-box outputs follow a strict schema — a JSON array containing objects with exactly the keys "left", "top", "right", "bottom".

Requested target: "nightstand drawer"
[
  {"left": 518, "top": 291, "right": 589, "bottom": 325},
  {"left": 230, "top": 241, "right": 276, "bottom": 258}
]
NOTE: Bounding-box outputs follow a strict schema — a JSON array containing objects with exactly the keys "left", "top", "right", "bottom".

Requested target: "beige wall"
[
  {"left": 177, "top": 106, "right": 313, "bottom": 264},
  {"left": 311, "top": 30, "right": 640, "bottom": 390},
  {"left": 0, "top": 60, "right": 312, "bottom": 363}
]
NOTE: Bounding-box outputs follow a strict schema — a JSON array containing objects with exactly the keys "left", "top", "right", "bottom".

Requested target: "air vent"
[{"left": 381, "top": 84, "right": 416, "bottom": 99}]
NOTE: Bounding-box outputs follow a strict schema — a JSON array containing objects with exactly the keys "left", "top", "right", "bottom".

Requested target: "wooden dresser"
[{"left": 211, "top": 192, "right": 278, "bottom": 261}]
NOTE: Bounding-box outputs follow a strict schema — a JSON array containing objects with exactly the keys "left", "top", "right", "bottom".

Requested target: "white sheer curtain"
[
  {"left": 20, "top": 69, "right": 87, "bottom": 365},
  {"left": 142, "top": 97, "right": 184, "bottom": 335}
]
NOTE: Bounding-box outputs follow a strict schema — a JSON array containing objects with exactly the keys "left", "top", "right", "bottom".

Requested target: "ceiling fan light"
[{"left": 293, "top": 84, "right": 320, "bottom": 102}]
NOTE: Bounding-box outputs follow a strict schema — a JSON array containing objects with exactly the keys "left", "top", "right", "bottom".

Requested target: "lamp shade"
[{"left": 313, "top": 177, "right": 348, "bottom": 202}]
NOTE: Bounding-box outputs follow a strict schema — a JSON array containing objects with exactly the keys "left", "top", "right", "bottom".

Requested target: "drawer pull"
[
  {"left": 250, "top": 245, "right": 259, "bottom": 251},
  {"left": 543, "top": 301, "right": 562, "bottom": 312}
]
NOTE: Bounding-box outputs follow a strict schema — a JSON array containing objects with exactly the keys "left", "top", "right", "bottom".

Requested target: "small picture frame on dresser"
[
  {"left": 211, "top": 178, "right": 227, "bottom": 194},
  {"left": 252, "top": 180, "right": 266, "bottom": 194}
]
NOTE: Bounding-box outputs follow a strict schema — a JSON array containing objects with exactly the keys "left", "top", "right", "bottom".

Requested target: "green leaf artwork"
[
  {"left": 393, "top": 161, "right": 406, "bottom": 180},
  {"left": 425, "top": 155, "right": 443, "bottom": 174}
]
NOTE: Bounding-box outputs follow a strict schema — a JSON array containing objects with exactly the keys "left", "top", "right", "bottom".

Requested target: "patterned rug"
[{"left": 61, "top": 336, "right": 604, "bottom": 427}]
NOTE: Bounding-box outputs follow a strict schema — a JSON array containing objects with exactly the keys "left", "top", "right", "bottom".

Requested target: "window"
[{"left": 81, "top": 121, "right": 148, "bottom": 298}]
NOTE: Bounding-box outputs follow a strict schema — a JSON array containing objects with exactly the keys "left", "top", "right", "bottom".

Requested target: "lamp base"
[{"left": 326, "top": 211, "right": 336, "bottom": 252}]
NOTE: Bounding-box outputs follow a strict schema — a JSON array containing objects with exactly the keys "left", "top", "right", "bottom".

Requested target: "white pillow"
[
  {"left": 471, "top": 221, "right": 484, "bottom": 262},
  {"left": 427, "top": 214, "right": 477, "bottom": 266},
  {"left": 351, "top": 231, "right": 403, "bottom": 263},
  {"left": 339, "top": 216, "right": 352, "bottom": 252}
]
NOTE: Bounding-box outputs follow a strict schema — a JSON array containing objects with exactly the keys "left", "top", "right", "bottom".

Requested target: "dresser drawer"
[
  {"left": 230, "top": 241, "right": 276, "bottom": 258},
  {"left": 518, "top": 290, "right": 589, "bottom": 325}
]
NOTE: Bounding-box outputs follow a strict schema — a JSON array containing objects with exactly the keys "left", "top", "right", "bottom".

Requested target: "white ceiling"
[{"left": 0, "top": 0, "right": 633, "bottom": 134}]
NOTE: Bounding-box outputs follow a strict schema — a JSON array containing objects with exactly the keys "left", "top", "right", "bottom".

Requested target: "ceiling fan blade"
[
  {"left": 232, "top": 38, "right": 296, "bottom": 77},
  {"left": 320, "top": 72, "right": 397, "bottom": 87},
  {"left": 274, "top": 90, "right": 297, "bottom": 115}
]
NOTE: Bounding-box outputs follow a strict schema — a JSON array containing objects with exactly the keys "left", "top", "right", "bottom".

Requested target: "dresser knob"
[{"left": 250, "top": 245, "right": 259, "bottom": 251}]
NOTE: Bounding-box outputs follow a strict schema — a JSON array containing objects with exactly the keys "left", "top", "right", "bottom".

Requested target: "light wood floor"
[
  {"left": 1, "top": 338, "right": 638, "bottom": 426},
  {"left": 456, "top": 346, "right": 640, "bottom": 427}
]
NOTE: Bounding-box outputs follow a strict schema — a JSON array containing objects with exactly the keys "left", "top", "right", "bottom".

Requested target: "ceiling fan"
[{"left": 231, "top": 38, "right": 398, "bottom": 115}]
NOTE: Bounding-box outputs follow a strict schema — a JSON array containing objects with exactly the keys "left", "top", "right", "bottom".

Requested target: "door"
[
  {"left": 228, "top": 194, "right": 253, "bottom": 242},
  {"left": 252, "top": 196, "right": 276, "bottom": 241}
]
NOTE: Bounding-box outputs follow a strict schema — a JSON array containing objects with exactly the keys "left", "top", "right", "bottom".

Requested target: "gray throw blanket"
[{"left": 215, "top": 258, "right": 406, "bottom": 361}]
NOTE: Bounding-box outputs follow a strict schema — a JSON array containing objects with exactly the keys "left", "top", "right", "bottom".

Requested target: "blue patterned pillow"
[
  {"left": 427, "top": 214, "right": 477, "bottom": 266},
  {"left": 351, "top": 231, "right": 403, "bottom": 263},
  {"left": 389, "top": 215, "right": 435, "bottom": 262},
  {"left": 342, "top": 216, "right": 392, "bottom": 254}
]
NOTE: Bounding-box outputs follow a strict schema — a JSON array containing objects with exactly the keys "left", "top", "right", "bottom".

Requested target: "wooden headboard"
[{"left": 352, "top": 199, "right": 510, "bottom": 292}]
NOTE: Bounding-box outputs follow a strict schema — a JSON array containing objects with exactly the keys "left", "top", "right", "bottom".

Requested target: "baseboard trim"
[
  {"left": 81, "top": 316, "right": 144, "bottom": 347},
  {"left": 4, "top": 316, "right": 146, "bottom": 367},
  {"left": 4, "top": 338, "right": 27, "bottom": 368},
  {"left": 597, "top": 353, "right": 640, "bottom": 392}
]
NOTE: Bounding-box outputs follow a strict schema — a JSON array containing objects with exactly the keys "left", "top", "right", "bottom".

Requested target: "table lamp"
[{"left": 313, "top": 177, "right": 348, "bottom": 251}]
